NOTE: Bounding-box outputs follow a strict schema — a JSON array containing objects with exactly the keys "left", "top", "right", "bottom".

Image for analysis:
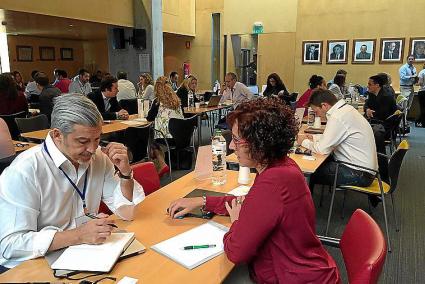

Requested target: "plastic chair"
[
  {"left": 325, "top": 140, "right": 409, "bottom": 252},
  {"left": 0, "top": 111, "right": 27, "bottom": 140},
  {"left": 320, "top": 209, "right": 387, "bottom": 284},
  {"left": 119, "top": 99, "right": 138, "bottom": 115},
  {"left": 15, "top": 114, "right": 49, "bottom": 137},
  {"left": 131, "top": 161, "right": 161, "bottom": 196},
  {"left": 124, "top": 123, "right": 152, "bottom": 163}
]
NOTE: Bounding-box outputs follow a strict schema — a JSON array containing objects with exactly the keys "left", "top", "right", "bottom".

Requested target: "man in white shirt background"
[
  {"left": 0, "top": 94, "right": 145, "bottom": 271},
  {"left": 219, "top": 72, "right": 253, "bottom": 106},
  {"left": 297, "top": 89, "right": 378, "bottom": 195},
  {"left": 69, "top": 68, "right": 93, "bottom": 95},
  {"left": 116, "top": 71, "right": 137, "bottom": 101}
]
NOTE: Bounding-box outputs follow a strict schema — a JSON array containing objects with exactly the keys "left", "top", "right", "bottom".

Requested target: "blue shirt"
[{"left": 399, "top": 63, "right": 417, "bottom": 86}]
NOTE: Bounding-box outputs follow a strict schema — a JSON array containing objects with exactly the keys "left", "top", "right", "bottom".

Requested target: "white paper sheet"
[{"left": 227, "top": 185, "right": 251, "bottom": 196}]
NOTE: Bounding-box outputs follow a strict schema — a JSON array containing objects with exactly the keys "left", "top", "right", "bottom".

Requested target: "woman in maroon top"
[
  {"left": 168, "top": 98, "right": 340, "bottom": 283},
  {"left": 0, "top": 73, "right": 28, "bottom": 115}
]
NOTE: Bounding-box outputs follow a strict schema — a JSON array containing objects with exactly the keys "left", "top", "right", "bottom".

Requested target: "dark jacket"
[
  {"left": 364, "top": 88, "right": 398, "bottom": 129},
  {"left": 39, "top": 85, "right": 61, "bottom": 123},
  {"left": 176, "top": 87, "right": 199, "bottom": 108},
  {"left": 263, "top": 85, "right": 289, "bottom": 98},
  {"left": 87, "top": 90, "right": 121, "bottom": 120}
]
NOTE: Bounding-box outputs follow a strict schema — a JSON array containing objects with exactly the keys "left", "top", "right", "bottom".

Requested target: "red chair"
[
  {"left": 131, "top": 161, "right": 161, "bottom": 196},
  {"left": 98, "top": 162, "right": 162, "bottom": 214},
  {"left": 320, "top": 209, "right": 387, "bottom": 284}
]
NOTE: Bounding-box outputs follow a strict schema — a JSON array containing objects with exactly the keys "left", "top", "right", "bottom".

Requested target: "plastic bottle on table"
[
  {"left": 211, "top": 129, "right": 227, "bottom": 185},
  {"left": 307, "top": 107, "right": 315, "bottom": 127}
]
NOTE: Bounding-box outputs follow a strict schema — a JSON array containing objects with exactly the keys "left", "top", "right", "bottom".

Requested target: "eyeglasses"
[{"left": 231, "top": 134, "right": 248, "bottom": 147}]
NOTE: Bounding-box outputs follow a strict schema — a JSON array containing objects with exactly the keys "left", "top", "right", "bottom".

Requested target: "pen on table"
[
  {"left": 85, "top": 213, "right": 118, "bottom": 228},
  {"left": 183, "top": 244, "right": 216, "bottom": 250}
]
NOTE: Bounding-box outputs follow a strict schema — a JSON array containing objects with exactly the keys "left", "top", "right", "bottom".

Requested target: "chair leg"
[
  {"left": 391, "top": 193, "right": 399, "bottom": 232},
  {"left": 378, "top": 176, "right": 391, "bottom": 252},
  {"left": 340, "top": 190, "right": 347, "bottom": 219},
  {"left": 325, "top": 165, "right": 339, "bottom": 236},
  {"left": 319, "top": 184, "right": 325, "bottom": 207}
]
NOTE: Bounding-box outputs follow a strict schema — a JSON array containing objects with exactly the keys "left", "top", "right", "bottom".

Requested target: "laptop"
[{"left": 207, "top": 95, "right": 222, "bottom": 107}]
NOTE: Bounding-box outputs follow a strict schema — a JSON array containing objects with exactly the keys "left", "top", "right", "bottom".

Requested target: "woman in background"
[
  {"left": 328, "top": 74, "right": 346, "bottom": 100},
  {"left": 12, "top": 71, "right": 25, "bottom": 92},
  {"left": 296, "top": 75, "right": 326, "bottom": 112},
  {"left": 262, "top": 73, "right": 289, "bottom": 98},
  {"left": 137, "top": 73, "right": 155, "bottom": 103},
  {"left": 0, "top": 73, "right": 28, "bottom": 116},
  {"left": 176, "top": 75, "right": 199, "bottom": 108}
]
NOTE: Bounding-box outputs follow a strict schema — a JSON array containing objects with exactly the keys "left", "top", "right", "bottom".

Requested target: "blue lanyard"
[{"left": 43, "top": 142, "right": 89, "bottom": 212}]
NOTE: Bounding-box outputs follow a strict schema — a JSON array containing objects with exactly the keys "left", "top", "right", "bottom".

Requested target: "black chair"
[
  {"left": 0, "top": 111, "right": 27, "bottom": 140},
  {"left": 0, "top": 154, "right": 17, "bottom": 175},
  {"left": 15, "top": 114, "right": 49, "bottom": 138},
  {"left": 168, "top": 115, "right": 198, "bottom": 169},
  {"left": 124, "top": 123, "right": 152, "bottom": 163},
  {"left": 119, "top": 99, "right": 138, "bottom": 115}
]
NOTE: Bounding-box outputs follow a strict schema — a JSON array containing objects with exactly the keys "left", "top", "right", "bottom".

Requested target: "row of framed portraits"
[
  {"left": 302, "top": 38, "right": 425, "bottom": 64},
  {"left": 16, "top": 46, "right": 74, "bottom": 62}
]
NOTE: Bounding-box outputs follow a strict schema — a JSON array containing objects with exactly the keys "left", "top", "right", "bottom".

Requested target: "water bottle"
[
  {"left": 213, "top": 80, "right": 221, "bottom": 95},
  {"left": 307, "top": 107, "right": 315, "bottom": 127},
  {"left": 137, "top": 99, "right": 144, "bottom": 118},
  {"left": 211, "top": 130, "right": 227, "bottom": 185},
  {"left": 188, "top": 91, "right": 194, "bottom": 107}
]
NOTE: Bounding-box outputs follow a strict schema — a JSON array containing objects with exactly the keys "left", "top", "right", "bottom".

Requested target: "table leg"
[{"left": 198, "top": 113, "right": 202, "bottom": 146}]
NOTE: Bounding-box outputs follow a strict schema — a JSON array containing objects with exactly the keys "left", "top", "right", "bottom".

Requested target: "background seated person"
[
  {"left": 328, "top": 74, "right": 346, "bottom": 100},
  {"left": 176, "top": 75, "right": 199, "bottom": 108},
  {"left": 298, "top": 89, "right": 378, "bottom": 192},
  {"left": 146, "top": 76, "right": 184, "bottom": 139},
  {"left": 296, "top": 74, "right": 326, "bottom": 115},
  {"left": 364, "top": 74, "right": 398, "bottom": 133},
  {"left": 137, "top": 73, "right": 155, "bottom": 103},
  {"left": 0, "top": 117, "right": 15, "bottom": 159},
  {"left": 168, "top": 98, "right": 340, "bottom": 283},
  {"left": 0, "top": 73, "right": 28, "bottom": 116},
  {"left": 219, "top": 72, "right": 253, "bottom": 106},
  {"left": 262, "top": 73, "right": 289, "bottom": 98},
  {"left": 35, "top": 72, "right": 61, "bottom": 123},
  {"left": 0, "top": 94, "right": 145, "bottom": 271},
  {"left": 88, "top": 75, "right": 129, "bottom": 120}
]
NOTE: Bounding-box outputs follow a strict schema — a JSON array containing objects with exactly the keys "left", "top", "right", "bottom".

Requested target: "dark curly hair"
[{"left": 227, "top": 97, "right": 298, "bottom": 166}]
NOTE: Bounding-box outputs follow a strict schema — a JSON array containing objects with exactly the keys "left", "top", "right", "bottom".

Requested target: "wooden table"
[
  {"left": 184, "top": 105, "right": 232, "bottom": 145},
  {"left": 20, "top": 115, "right": 150, "bottom": 141},
  {"left": 0, "top": 171, "right": 254, "bottom": 283},
  {"left": 13, "top": 140, "right": 38, "bottom": 152}
]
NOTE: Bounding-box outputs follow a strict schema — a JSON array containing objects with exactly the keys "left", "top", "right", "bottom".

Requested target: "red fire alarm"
[{"left": 185, "top": 41, "right": 191, "bottom": 49}]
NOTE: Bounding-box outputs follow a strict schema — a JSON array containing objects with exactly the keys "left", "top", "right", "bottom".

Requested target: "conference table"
[
  {"left": 0, "top": 170, "right": 254, "bottom": 283},
  {"left": 184, "top": 104, "right": 232, "bottom": 145},
  {"left": 13, "top": 140, "right": 38, "bottom": 152},
  {"left": 20, "top": 115, "right": 150, "bottom": 141}
]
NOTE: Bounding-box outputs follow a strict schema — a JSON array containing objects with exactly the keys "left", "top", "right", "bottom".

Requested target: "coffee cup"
[{"left": 238, "top": 166, "right": 251, "bottom": 185}]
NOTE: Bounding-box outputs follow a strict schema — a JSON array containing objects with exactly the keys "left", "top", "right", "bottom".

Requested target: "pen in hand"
[
  {"left": 86, "top": 213, "right": 118, "bottom": 228},
  {"left": 183, "top": 244, "right": 216, "bottom": 250}
]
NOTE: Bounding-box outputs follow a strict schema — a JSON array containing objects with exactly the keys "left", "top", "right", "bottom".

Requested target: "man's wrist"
[{"left": 116, "top": 168, "right": 133, "bottom": 179}]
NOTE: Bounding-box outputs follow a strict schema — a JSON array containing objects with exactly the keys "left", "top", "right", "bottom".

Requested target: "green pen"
[{"left": 183, "top": 244, "right": 217, "bottom": 250}]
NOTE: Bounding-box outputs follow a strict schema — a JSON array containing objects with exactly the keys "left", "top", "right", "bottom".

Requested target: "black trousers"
[{"left": 418, "top": 90, "right": 425, "bottom": 126}]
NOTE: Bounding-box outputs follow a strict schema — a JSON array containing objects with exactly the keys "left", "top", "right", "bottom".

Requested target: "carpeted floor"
[{"left": 160, "top": 122, "right": 425, "bottom": 283}]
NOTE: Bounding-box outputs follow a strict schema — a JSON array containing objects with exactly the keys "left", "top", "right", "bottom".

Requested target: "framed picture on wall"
[
  {"left": 410, "top": 38, "right": 425, "bottom": 62},
  {"left": 39, "top": 47, "right": 55, "bottom": 61},
  {"left": 16, "top": 46, "right": 33, "bottom": 62},
  {"left": 352, "top": 39, "right": 375, "bottom": 64},
  {"left": 60, "top": 48, "right": 74, "bottom": 61},
  {"left": 326, "top": 40, "right": 348, "bottom": 64},
  {"left": 380, "top": 38, "right": 404, "bottom": 63},
  {"left": 302, "top": 41, "right": 322, "bottom": 64}
]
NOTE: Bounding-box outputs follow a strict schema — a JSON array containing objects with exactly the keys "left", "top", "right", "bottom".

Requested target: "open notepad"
[
  {"left": 151, "top": 221, "right": 229, "bottom": 269},
  {"left": 51, "top": 232, "right": 135, "bottom": 272}
]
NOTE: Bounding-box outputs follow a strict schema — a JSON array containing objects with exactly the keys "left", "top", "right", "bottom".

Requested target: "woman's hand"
[
  {"left": 225, "top": 196, "right": 245, "bottom": 223},
  {"left": 167, "top": 197, "right": 204, "bottom": 218}
]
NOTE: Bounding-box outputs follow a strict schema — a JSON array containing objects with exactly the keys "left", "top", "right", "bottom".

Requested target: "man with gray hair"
[
  {"left": 0, "top": 94, "right": 145, "bottom": 271},
  {"left": 219, "top": 72, "right": 253, "bottom": 106}
]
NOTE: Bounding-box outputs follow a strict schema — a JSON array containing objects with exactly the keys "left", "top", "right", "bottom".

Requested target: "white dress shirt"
[
  {"left": 117, "top": 79, "right": 137, "bottom": 101},
  {"left": 219, "top": 82, "right": 253, "bottom": 106},
  {"left": 139, "top": 84, "right": 155, "bottom": 103},
  {"left": 301, "top": 99, "right": 378, "bottom": 173},
  {"left": 0, "top": 134, "right": 145, "bottom": 268}
]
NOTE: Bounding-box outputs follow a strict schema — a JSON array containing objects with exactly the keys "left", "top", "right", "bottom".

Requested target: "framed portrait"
[
  {"left": 16, "top": 46, "right": 33, "bottom": 62},
  {"left": 60, "top": 48, "right": 74, "bottom": 61},
  {"left": 302, "top": 41, "right": 322, "bottom": 64},
  {"left": 352, "top": 39, "right": 376, "bottom": 64},
  {"left": 410, "top": 38, "right": 425, "bottom": 62},
  {"left": 380, "top": 38, "right": 404, "bottom": 63},
  {"left": 326, "top": 40, "right": 349, "bottom": 64},
  {"left": 39, "top": 47, "right": 55, "bottom": 61}
]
